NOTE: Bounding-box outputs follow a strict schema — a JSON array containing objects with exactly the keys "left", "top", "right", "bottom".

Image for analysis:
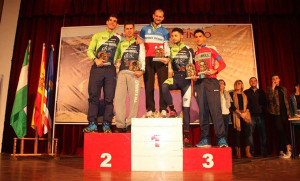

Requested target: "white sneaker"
[
  {"left": 160, "top": 110, "right": 167, "bottom": 118},
  {"left": 279, "top": 153, "right": 291, "bottom": 159},
  {"left": 146, "top": 111, "right": 154, "bottom": 118}
]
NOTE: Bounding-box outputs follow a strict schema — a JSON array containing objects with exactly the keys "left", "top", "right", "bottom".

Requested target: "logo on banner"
[{"left": 151, "top": 135, "right": 160, "bottom": 147}]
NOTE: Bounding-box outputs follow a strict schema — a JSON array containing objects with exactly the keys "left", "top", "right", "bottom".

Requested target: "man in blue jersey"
[
  {"left": 84, "top": 14, "right": 121, "bottom": 133},
  {"left": 138, "top": 9, "right": 170, "bottom": 118}
]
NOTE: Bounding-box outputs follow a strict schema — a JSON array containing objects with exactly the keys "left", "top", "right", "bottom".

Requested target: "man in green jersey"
[
  {"left": 114, "top": 21, "right": 145, "bottom": 133},
  {"left": 84, "top": 14, "right": 121, "bottom": 133},
  {"left": 161, "top": 28, "right": 194, "bottom": 147}
]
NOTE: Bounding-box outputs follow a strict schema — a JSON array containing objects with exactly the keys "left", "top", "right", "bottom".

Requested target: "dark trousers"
[
  {"left": 271, "top": 114, "right": 290, "bottom": 152},
  {"left": 194, "top": 78, "right": 225, "bottom": 140},
  {"left": 161, "top": 73, "right": 191, "bottom": 130},
  {"left": 249, "top": 115, "right": 268, "bottom": 154},
  {"left": 87, "top": 64, "right": 116, "bottom": 124},
  {"left": 222, "top": 114, "right": 230, "bottom": 140},
  {"left": 235, "top": 118, "right": 251, "bottom": 147},
  {"left": 144, "top": 57, "right": 168, "bottom": 112}
]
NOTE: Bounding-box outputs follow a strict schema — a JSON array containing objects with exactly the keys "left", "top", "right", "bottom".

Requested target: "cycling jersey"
[
  {"left": 170, "top": 42, "right": 194, "bottom": 75},
  {"left": 87, "top": 30, "right": 122, "bottom": 64},
  {"left": 139, "top": 23, "right": 170, "bottom": 57},
  {"left": 114, "top": 38, "right": 145, "bottom": 72},
  {"left": 194, "top": 44, "right": 226, "bottom": 79}
]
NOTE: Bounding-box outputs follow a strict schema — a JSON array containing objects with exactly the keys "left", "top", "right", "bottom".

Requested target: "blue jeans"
[{"left": 249, "top": 115, "right": 267, "bottom": 154}]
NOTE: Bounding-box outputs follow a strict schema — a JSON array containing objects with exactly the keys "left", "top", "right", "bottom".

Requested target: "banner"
[{"left": 55, "top": 24, "right": 257, "bottom": 123}]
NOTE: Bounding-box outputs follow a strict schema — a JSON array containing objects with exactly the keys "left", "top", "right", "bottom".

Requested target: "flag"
[
  {"left": 32, "top": 43, "right": 46, "bottom": 137},
  {"left": 43, "top": 46, "right": 54, "bottom": 134},
  {"left": 10, "top": 40, "right": 31, "bottom": 138}
]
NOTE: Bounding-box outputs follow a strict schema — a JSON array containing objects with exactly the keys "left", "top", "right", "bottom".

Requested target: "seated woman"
[{"left": 230, "top": 80, "right": 253, "bottom": 158}]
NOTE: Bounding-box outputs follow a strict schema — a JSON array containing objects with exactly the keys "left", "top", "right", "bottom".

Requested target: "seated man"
[{"left": 161, "top": 28, "right": 194, "bottom": 147}]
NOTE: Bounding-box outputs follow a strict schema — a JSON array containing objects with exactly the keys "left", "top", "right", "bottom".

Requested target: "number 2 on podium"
[
  {"left": 100, "top": 153, "right": 112, "bottom": 167},
  {"left": 202, "top": 153, "right": 214, "bottom": 168}
]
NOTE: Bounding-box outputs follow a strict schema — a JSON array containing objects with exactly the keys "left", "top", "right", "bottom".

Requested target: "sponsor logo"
[{"left": 200, "top": 52, "right": 211, "bottom": 59}]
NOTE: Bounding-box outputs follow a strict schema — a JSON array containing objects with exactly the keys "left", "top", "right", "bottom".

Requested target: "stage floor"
[{"left": 1, "top": 154, "right": 300, "bottom": 181}]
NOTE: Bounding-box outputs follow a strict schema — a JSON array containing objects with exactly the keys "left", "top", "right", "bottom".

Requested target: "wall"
[{"left": 0, "top": 0, "right": 21, "bottom": 152}]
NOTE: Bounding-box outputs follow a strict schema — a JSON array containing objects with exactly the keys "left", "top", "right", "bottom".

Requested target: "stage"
[{"left": 1, "top": 154, "right": 300, "bottom": 181}]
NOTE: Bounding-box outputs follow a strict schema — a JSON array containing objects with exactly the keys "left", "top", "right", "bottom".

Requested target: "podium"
[
  {"left": 131, "top": 118, "right": 183, "bottom": 171},
  {"left": 84, "top": 133, "right": 131, "bottom": 170},
  {"left": 183, "top": 147, "right": 232, "bottom": 171},
  {"left": 84, "top": 118, "right": 232, "bottom": 171}
]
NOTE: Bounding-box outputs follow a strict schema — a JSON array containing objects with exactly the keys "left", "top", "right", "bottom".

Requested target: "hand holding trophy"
[
  {"left": 129, "top": 60, "right": 143, "bottom": 77},
  {"left": 96, "top": 51, "right": 111, "bottom": 67},
  {"left": 185, "top": 63, "right": 199, "bottom": 80},
  {"left": 153, "top": 47, "right": 165, "bottom": 61},
  {"left": 198, "top": 59, "right": 210, "bottom": 75},
  {"left": 129, "top": 60, "right": 140, "bottom": 72}
]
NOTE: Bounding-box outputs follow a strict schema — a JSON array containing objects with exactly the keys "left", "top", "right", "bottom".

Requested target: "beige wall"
[{"left": 0, "top": 0, "right": 21, "bottom": 152}]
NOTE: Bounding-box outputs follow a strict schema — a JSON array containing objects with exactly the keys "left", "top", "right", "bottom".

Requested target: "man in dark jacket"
[
  {"left": 244, "top": 77, "right": 267, "bottom": 156},
  {"left": 267, "top": 73, "right": 291, "bottom": 158}
]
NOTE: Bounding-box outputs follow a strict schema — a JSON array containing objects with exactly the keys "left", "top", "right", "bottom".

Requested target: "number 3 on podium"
[
  {"left": 100, "top": 153, "right": 112, "bottom": 167},
  {"left": 202, "top": 153, "right": 214, "bottom": 168}
]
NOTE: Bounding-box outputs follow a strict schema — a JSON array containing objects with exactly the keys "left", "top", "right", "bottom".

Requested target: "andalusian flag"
[
  {"left": 10, "top": 40, "right": 31, "bottom": 138},
  {"left": 43, "top": 46, "right": 54, "bottom": 134},
  {"left": 32, "top": 43, "right": 46, "bottom": 137}
]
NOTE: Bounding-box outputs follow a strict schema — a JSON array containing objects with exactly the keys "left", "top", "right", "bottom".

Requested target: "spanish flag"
[{"left": 32, "top": 43, "right": 46, "bottom": 137}]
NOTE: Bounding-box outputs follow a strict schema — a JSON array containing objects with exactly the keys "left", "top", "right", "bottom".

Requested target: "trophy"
[
  {"left": 153, "top": 47, "right": 165, "bottom": 61},
  {"left": 97, "top": 51, "right": 111, "bottom": 66},
  {"left": 129, "top": 60, "right": 140, "bottom": 72},
  {"left": 198, "top": 59, "right": 210, "bottom": 75},
  {"left": 185, "top": 63, "right": 198, "bottom": 79}
]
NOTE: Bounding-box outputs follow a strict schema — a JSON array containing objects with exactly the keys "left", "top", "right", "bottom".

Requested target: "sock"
[
  {"left": 169, "top": 104, "right": 176, "bottom": 112},
  {"left": 184, "top": 131, "right": 189, "bottom": 139}
]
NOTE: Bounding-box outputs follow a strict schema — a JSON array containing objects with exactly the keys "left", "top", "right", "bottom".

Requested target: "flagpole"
[
  {"left": 22, "top": 39, "right": 31, "bottom": 152},
  {"left": 48, "top": 128, "right": 51, "bottom": 153},
  {"left": 34, "top": 128, "right": 38, "bottom": 154},
  {"left": 48, "top": 44, "right": 52, "bottom": 152}
]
